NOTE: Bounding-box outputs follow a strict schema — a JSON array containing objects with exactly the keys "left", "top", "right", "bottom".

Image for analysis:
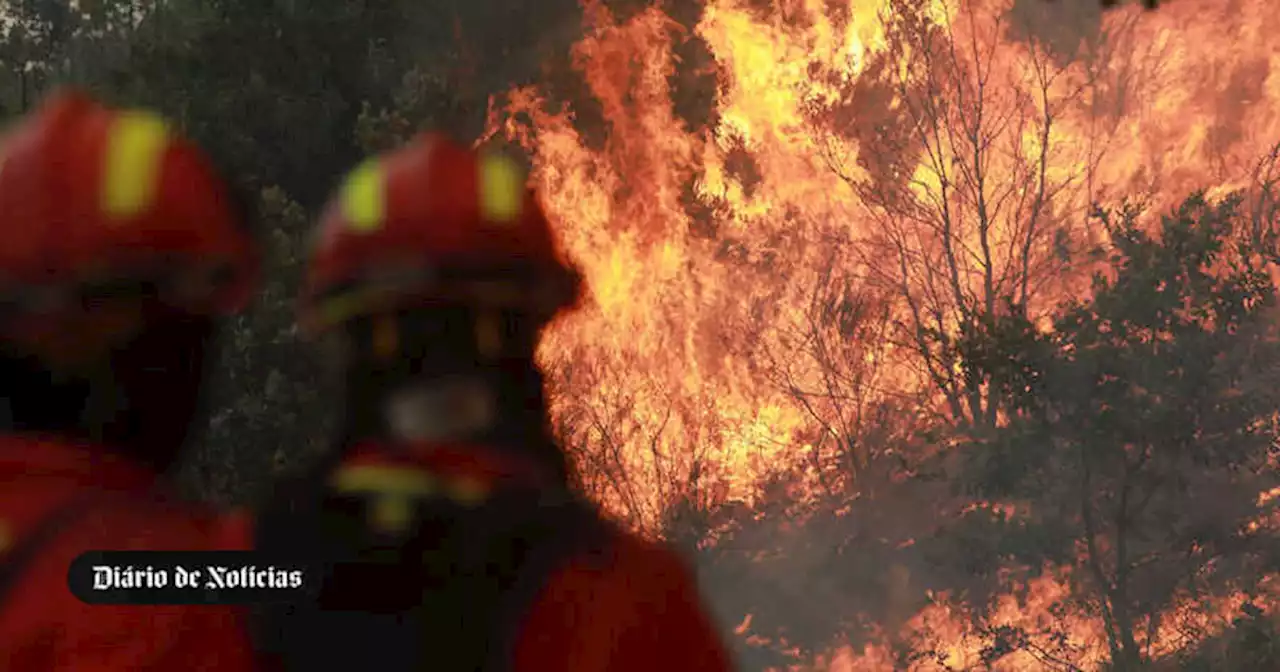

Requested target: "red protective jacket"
[
  {"left": 510, "top": 520, "right": 733, "bottom": 671},
  {"left": 332, "top": 444, "right": 734, "bottom": 672},
  {"left": 0, "top": 436, "right": 256, "bottom": 672}
]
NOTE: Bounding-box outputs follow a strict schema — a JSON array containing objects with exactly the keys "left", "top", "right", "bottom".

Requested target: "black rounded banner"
[{"left": 68, "top": 551, "right": 322, "bottom": 605}]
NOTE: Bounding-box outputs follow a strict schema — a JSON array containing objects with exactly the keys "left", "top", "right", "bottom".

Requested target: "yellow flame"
[{"left": 489, "top": 0, "right": 1280, "bottom": 664}]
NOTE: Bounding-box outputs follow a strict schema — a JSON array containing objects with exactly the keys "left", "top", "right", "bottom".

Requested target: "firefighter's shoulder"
[
  {"left": 12, "top": 505, "right": 254, "bottom": 670},
  {"left": 0, "top": 447, "right": 255, "bottom": 669},
  {"left": 0, "top": 435, "right": 240, "bottom": 550},
  {"left": 512, "top": 524, "right": 733, "bottom": 672}
]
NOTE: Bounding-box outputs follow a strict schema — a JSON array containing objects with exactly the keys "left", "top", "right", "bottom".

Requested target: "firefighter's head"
[
  {"left": 0, "top": 89, "right": 258, "bottom": 471},
  {"left": 299, "top": 132, "right": 581, "bottom": 477}
]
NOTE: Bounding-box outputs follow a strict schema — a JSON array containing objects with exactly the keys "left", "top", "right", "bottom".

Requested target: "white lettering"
[
  {"left": 175, "top": 566, "right": 201, "bottom": 588},
  {"left": 92, "top": 565, "right": 112, "bottom": 590},
  {"left": 89, "top": 565, "right": 169, "bottom": 590},
  {"left": 203, "top": 565, "right": 305, "bottom": 591}
]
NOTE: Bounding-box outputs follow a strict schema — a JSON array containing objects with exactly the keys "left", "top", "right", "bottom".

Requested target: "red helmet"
[
  {"left": 0, "top": 89, "right": 258, "bottom": 337},
  {"left": 299, "top": 132, "right": 581, "bottom": 336}
]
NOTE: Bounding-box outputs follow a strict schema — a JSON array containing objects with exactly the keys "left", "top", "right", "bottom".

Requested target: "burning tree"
[
  {"left": 931, "top": 193, "right": 1280, "bottom": 670},
  {"left": 758, "top": 244, "right": 919, "bottom": 500},
  {"left": 819, "top": 0, "right": 1107, "bottom": 432},
  {"left": 476, "top": 0, "right": 1280, "bottom": 665}
]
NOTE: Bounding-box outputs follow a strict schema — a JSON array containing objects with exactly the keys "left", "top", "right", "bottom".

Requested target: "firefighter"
[
  {"left": 0, "top": 89, "right": 259, "bottom": 670},
  {"left": 253, "top": 132, "right": 732, "bottom": 671}
]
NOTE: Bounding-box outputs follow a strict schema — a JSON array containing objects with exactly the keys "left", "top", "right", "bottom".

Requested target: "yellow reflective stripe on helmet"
[
  {"left": 340, "top": 159, "right": 386, "bottom": 232},
  {"left": 101, "top": 111, "right": 170, "bottom": 219},
  {"left": 478, "top": 153, "right": 524, "bottom": 223}
]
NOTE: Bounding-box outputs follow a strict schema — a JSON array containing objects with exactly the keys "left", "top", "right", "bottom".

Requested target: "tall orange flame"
[{"left": 487, "top": 0, "right": 1280, "bottom": 666}]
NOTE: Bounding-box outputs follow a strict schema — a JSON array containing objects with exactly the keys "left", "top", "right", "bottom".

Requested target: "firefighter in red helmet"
[
  {"left": 0, "top": 89, "right": 259, "bottom": 670},
  {"left": 253, "top": 132, "right": 732, "bottom": 672}
]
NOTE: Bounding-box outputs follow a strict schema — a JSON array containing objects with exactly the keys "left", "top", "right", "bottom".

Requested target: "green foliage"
[
  {"left": 29, "top": 0, "right": 585, "bottom": 500},
  {"left": 0, "top": 0, "right": 603, "bottom": 506},
  {"left": 936, "top": 192, "right": 1280, "bottom": 669},
  {"left": 353, "top": 65, "right": 486, "bottom": 155},
  {"left": 177, "top": 186, "right": 331, "bottom": 504}
]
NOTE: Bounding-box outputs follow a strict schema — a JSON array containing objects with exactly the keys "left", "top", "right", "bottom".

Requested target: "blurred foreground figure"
[
  {"left": 254, "top": 133, "right": 732, "bottom": 671},
  {"left": 0, "top": 90, "right": 259, "bottom": 670}
]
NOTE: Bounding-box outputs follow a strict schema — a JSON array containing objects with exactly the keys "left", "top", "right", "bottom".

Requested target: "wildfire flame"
[{"left": 486, "top": 0, "right": 1280, "bottom": 667}]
